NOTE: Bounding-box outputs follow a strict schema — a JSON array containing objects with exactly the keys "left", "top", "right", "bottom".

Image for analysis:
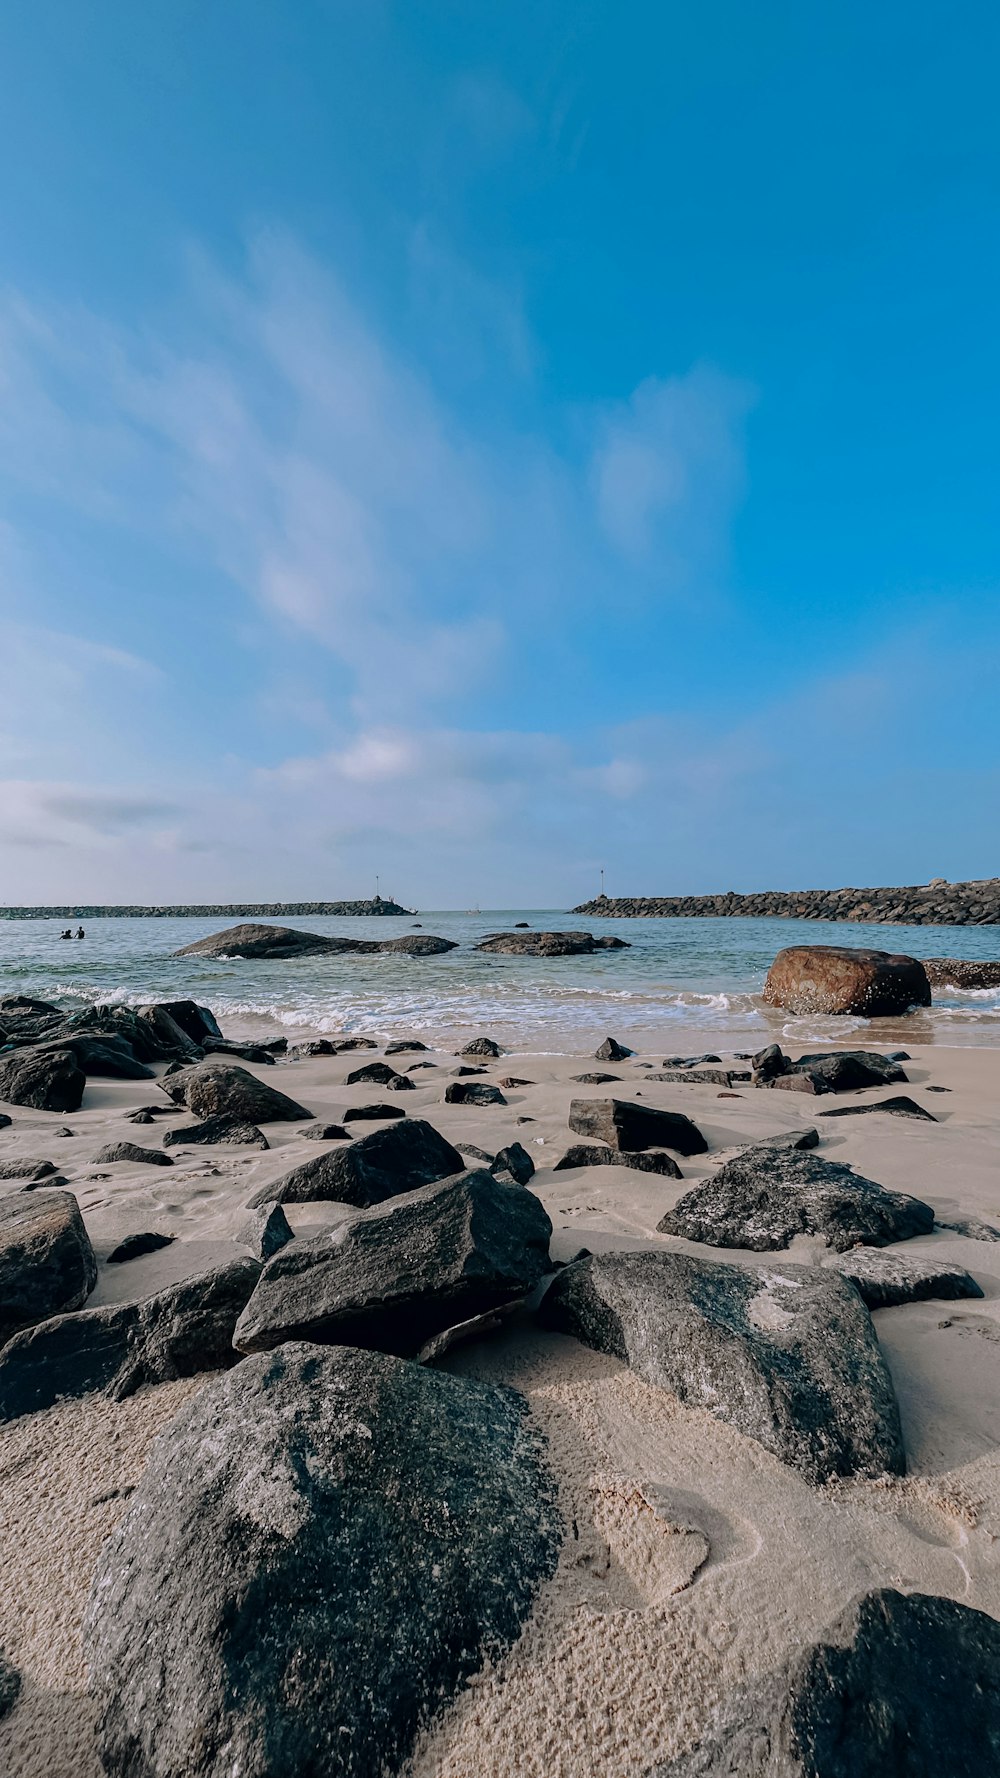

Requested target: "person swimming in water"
[
  {"left": 76, "top": 926, "right": 85, "bottom": 938},
  {"left": 60, "top": 928, "right": 72, "bottom": 939}
]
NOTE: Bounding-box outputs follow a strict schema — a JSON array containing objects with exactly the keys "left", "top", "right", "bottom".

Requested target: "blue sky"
[{"left": 1, "top": 1, "right": 998, "bottom": 905}]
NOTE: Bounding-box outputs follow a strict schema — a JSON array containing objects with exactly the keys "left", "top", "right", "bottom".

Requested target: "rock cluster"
[
  {"left": 573, "top": 879, "right": 1000, "bottom": 924},
  {"left": 0, "top": 898, "right": 415, "bottom": 918},
  {"left": 475, "top": 931, "right": 629, "bottom": 955},
  {"left": 175, "top": 922, "right": 456, "bottom": 959}
]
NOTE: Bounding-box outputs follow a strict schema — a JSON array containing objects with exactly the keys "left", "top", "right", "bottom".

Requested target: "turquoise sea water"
[{"left": 1, "top": 911, "right": 998, "bottom": 1052}]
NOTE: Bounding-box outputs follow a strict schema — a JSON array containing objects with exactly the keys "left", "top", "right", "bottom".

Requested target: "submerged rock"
[
  {"left": 540, "top": 1250, "right": 904, "bottom": 1481},
  {"left": 84, "top": 1344, "right": 560, "bottom": 1778},
  {"left": 247, "top": 1118, "right": 464, "bottom": 1209},
  {"left": 0, "top": 1189, "right": 98, "bottom": 1343},
  {"left": 475, "top": 931, "right": 629, "bottom": 955},
  {"left": 175, "top": 923, "right": 456, "bottom": 960},
  {"left": 762, "top": 946, "right": 931, "bottom": 1017},
  {"left": 568, "top": 1097, "right": 708, "bottom": 1156}
]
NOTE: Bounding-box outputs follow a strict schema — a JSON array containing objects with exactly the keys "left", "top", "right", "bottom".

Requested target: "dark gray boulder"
[
  {"left": 151, "top": 1000, "right": 223, "bottom": 1045},
  {"left": 0, "top": 1158, "right": 57, "bottom": 1182},
  {"left": 0, "top": 1256, "right": 261, "bottom": 1419},
  {"left": 652, "top": 1069, "right": 748, "bottom": 1088},
  {"left": 160, "top": 1062, "right": 310, "bottom": 1124},
  {"left": 0, "top": 1114, "right": 11, "bottom": 1130},
  {"left": 460, "top": 1037, "right": 504, "bottom": 1057},
  {"left": 0, "top": 1189, "right": 98, "bottom": 1343},
  {"left": 649, "top": 1589, "right": 1000, "bottom": 1776},
  {"left": 378, "top": 934, "right": 457, "bottom": 955},
  {"left": 572, "top": 1072, "right": 621, "bottom": 1084},
  {"left": 539, "top": 1250, "right": 903, "bottom": 1481},
  {"left": 553, "top": 1143, "right": 682, "bottom": 1178},
  {"left": 492, "top": 1141, "right": 535, "bottom": 1185},
  {"left": 246, "top": 1118, "right": 464, "bottom": 1209},
  {"left": 234, "top": 1168, "right": 552, "bottom": 1356},
  {"left": 568, "top": 1098, "right": 707, "bottom": 1156},
  {"left": 35, "top": 1032, "right": 154, "bottom": 1080},
  {"left": 0, "top": 1045, "right": 85, "bottom": 1112},
  {"left": 92, "top": 1141, "right": 174, "bottom": 1168},
  {"left": 163, "top": 1116, "right": 269, "bottom": 1149},
  {"left": 201, "top": 1038, "right": 276, "bottom": 1064},
  {"left": 346, "top": 1060, "right": 404, "bottom": 1086},
  {"left": 343, "top": 1102, "right": 407, "bottom": 1123},
  {"left": 475, "top": 931, "right": 629, "bottom": 956},
  {"left": 818, "top": 1096, "right": 937, "bottom": 1122},
  {"left": 658, "top": 1143, "right": 934, "bottom": 1253},
  {"left": 828, "top": 1247, "right": 983, "bottom": 1309},
  {"left": 290, "top": 1039, "right": 340, "bottom": 1057},
  {"left": 385, "top": 1040, "right": 428, "bottom": 1054},
  {"left": 235, "top": 1204, "right": 294, "bottom": 1262},
  {"left": 456, "top": 1142, "right": 494, "bottom": 1164},
  {"left": 0, "top": 1652, "right": 20, "bottom": 1720},
  {"left": 62, "top": 1003, "right": 199, "bottom": 1065},
  {"left": 299, "top": 1122, "right": 349, "bottom": 1141},
  {"left": 445, "top": 1081, "right": 508, "bottom": 1106},
  {"left": 595, "top": 1037, "right": 632, "bottom": 1061},
  {"left": 84, "top": 1344, "right": 560, "bottom": 1778},
  {"left": 762, "top": 1051, "right": 909, "bottom": 1096},
  {"left": 107, "top": 1231, "right": 175, "bottom": 1264}
]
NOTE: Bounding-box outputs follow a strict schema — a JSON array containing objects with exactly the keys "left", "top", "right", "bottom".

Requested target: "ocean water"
[{"left": 1, "top": 910, "right": 998, "bottom": 1053}]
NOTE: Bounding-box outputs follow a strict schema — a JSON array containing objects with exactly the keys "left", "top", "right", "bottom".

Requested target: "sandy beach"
[{"left": 1, "top": 1030, "right": 999, "bottom": 1776}]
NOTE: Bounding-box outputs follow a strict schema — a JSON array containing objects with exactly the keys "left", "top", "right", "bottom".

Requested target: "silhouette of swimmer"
[
  {"left": 60, "top": 929, "right": 72, "bottom": 939},
  {"left": 76, "top": 927, "right": 85, "bottom": 938}
]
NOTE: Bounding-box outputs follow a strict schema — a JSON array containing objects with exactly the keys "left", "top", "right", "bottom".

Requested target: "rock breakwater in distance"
[
  {"left": 0, "top": 898, "right": 414, "bottom": 920},
  {"left": 572, "top": 879, "right": 1000, "bottom": 925}
]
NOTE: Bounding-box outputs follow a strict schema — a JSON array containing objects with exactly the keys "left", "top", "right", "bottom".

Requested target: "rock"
[
  {"left": 125, "top": 1110, "right": 154, "bottom": 1125},
  {"left": 756, "top": 1048, "right": 910, "bottom": 1095},
  {"left": 235, "top": 1168, "right": 553, "bottom": 1356},
  {"left": 649, "top": 1589, "right": 1000, "bottom": 1777},
  {"left": 492, "top": 1141, "right": 535, "bottom": 1185},
  {"left": 568, "top": 1098, "right": 708, "bottom": 1156},
  {"left": 163, "top": 1116, "right": 270, "bottom": 1149},
  {"left": 34, "top": 1033, "right": 154, "bottom": 1080},
  {"left": 762, "top": 946, "right": 931, "bottom": 1017},
  {"left": 378, "top": 934, "right": 458, "bottom": 955},
  {"left": 652, "top": 1069, "right": 749, "bottom": 1087},
  {"left": 659, "top": 1143, "right": 935, "bottom": 1252},
  {"left": 0, "top": 1256, "right": 261, "bottom": 1420},
  {"left": 84, "top": 1343, "right": 559, "bottom": 1778},
  {"left": 151, "top": 1000, "right": 222, "bottom": 1044},
  {"left": 938, "top": 1215, "right": 1000, "bottom": 1242},
  {"left": 299, "top": 1122, "right": 349, "bottom": 1141},
  {"left": 200, "top": 1038, "right": 276, "bottom": 1064},
  {"left": 573, "top": 880, "right": 1000, "bottom": 924},
  {"left": 63, "top": 1004, "right": 200, "bottom": 1065},
  {"left": 0, "top": 1045, "right": 85, "bottom": 1112},
  {"left": 92, "top": 1141, "right": 174, "bottom": 1168},
  {"left": 596, "top": 1038, "right": 632, "bottom": 1061},
  {"left": 343, "top": 1102, "right": 408, "bottom": 1123},
  {"left": 665, "top": 1054, "right": 723, "bottom": 1068},
  {"left": 332, "top": 1036, "right": 378, "bottom": 1051},
  {"left": 828, "top": 1247, "right": 983, "bottom": 1309},
  {"left": 445, "top": 1081, "right": 508, "bottom": 1106},
  {"left": 452, "top": 1064, "right": 488, "bottom": 1076},
  {"left": 385, "top": 1040, "right": 429, "bottom": 1054},
  {"left": 572, "top": 1072, "right": 620, "bottom": 1084},
  {"left": 0, "top": 1114, "right": 10, "bottom": 1130},
  {"left": 289, "top": 1039, "right": 340, "bottom": 1057},
  {"left": 407, "top": 1060, "right": 438, "bottom": 1071},
  {"left": 0, "top": 1158, "right": 57, "bottom": 1182},
  {"left": 159, "top": 1062, "right": 311, "bottom": 1123},
  {"left": 235, "top": 1204, "right": 294, "bottom": 1261},
  {"left": 475, "top": 931, "right": 629, "bottom": 955},
  {"left": 247, "top": 1117, "right": 465, "bottom": 1209},
  {"left": 540, "top": 1251, "right": 903, "bottom": 1481},
  {"left": 498, "top": 1076, "right": 534, "bottom": 1088},
  {"left": 345, "top": 1060, "right": 405, "bottom": 1086},
  {"left": 818, "top": 1096, "right": 937, "bottom": 1122},
  {"left": 751, "top": 1043, "right": 787, "bottom": 1081},
  {"left": 107, "top": 1231, "right": 175, "bottom": 1265},
  {"left": 754, "top": 1127, "right": 820, "bottom": 1152},
  {"left": 0, "top": 1652, "right": 20, "bottom": 1720},
  {"left": 0, "top": 995, "right": 60, "bottom": 1016},
  {"left": 0, "top": 1189, "right": 97, "bottom": 1342},
  {"left": 174, "top": 923, "right": 457, "bottom": 960},
  {"left": 553, "top": 1143, "right": 682, "bottom": 1178},
  {"left": 923, "top": 957, "right": 1000, "bottom": 989},
  {"left": 460, "top": 1037, "right": 504, "bottom": 1057},
  {"left": 457, "top": 1141, "right": 496, "bottom": 1163}
]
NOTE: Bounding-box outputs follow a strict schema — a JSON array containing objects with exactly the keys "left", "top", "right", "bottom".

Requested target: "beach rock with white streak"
[
  {"left": 84, "top": 1344, "right": 561, "bottom": 1778},
  {"left": 0, "top": 1188, "right": 98, "bottom": 1343},
  {"left": 246, "top": 1117, "right": 464, "bottom": 1209},
  {"left": 539, "top": 1250, "right": 904, "bottom": 1481}
]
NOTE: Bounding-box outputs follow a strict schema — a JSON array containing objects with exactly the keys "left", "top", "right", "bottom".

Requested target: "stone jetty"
[{"left": 573, "top": 878, "right": 1000, "bottom": 925}]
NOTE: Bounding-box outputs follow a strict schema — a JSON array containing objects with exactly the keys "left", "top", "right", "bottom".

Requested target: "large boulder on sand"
[
  {"left": 247, "top": 1117, "right": 464, "bottom": 1208},
  {"left": 0, "top": 1189, "right": 97, "bottom": 1343},
  {"left": 539, "top": 1250, "right": 904, "bottom": 1481},
  {"left": 83, "top": 1344, "right": 560, "bottom": 1778},
  {"left": 234, "top": 1168, "right": 552, "bottom": 1356},
  {"left": 0, "top": 1256, "right": 261, "bottom": 1420},
  {"left": 658, "top": 1140, "right": 934, "bottom": 1252},
  {"left": 762, "top": 946, "right": 931, "bottom": 1017},
  {"left": 650, "top": 1589, "right": 1000, "bottom": 1776},
  {"left": 569, "top": 1097, "right": 707, "bottom": 1156},
  {"left": 160, "top": 1061, "right": 310, "bottom": 1123},
  {"left": 0, "top": 1044, "right": 85, "bottom": 1112}
]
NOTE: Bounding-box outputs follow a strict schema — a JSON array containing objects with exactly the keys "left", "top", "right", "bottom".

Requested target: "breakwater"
[
  {"left": 0, "top": 899, "right": 413, "bottom": 921},
  {"left": 572, "top": 880, "right": 1000, "bottom": 925}
]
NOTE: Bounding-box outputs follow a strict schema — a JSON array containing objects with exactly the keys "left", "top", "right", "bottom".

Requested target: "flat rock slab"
[
  {"left": 818, "top": 1095, "right": 937, "bottom": 1122},
  {"left": 0, "top": 1158, "right": 57, "bottom": 1181},
  {"left": 0, "top": 1045, "right": 85, "bottom": 1112},
  {"left": 828, "top": 1247, "right": 983, "bottom": 1309},
  {"left": 160, "top": 1062, "right": 310, "bottom": 1124},
  {"left": 385, "top": 1040, "right": 429, "bottom": 1054},
  {"left": 0, "top": 1188, "right": 98, "bottom": 1343},
  {"left": 84, "top": 1344, "right": 560, "bottom": 1778},
  {"left": 659, "top": 1143, "right": 934, "bottom": 1253},
  {"left": 174, "top": 921, "right": 456, "bottom": 959},
  {"left": 92, "top": 1141, "right": 174, "bottom": 1167},
  {"left": 569, "top": 1097, "right": 708, "bottom": 1156},
  {"left": 0, "top": 1256, "right": 261, "bottom": 1420},
  {"left": 553, "top": 1143, "right": 682, "bottom": 1178},
  {"left": 164, "top": 1115, "right": 269, "bottom": 1149},
  {"left": 234, "top": 1168, "right": 552, "bottom": 1356},
  {"left": 540, "top": 1250, "right": 904, "bottom": 1482},
  {"left": 445, "top": 1081, "right": 508, "bottom": 1106},
  {"left": 650, "top": 1588, "right": 1000, "bottom": 1776},
  {"left": 247, "top": 1117, "right": 465, "bottom": 1209},
  {"left": 572, "top": 1072, "right": 621, "bottom": 1084},
  {"left": 343, "top": 1102, "right": 407, "bottom": 1123},
  {"left": 651, "top": 1070, "right": 750, "bottom": 1087}
]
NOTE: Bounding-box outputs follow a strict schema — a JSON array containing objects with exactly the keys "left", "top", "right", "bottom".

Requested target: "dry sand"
[{"left": 1, "top": 1036, "right": 999, "bottom": 1776}]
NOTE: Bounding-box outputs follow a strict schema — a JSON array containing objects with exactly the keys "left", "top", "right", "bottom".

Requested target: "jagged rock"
[
  {"left": 235, "top": 1204, "right": 294, "bottom": 1262},
  {"left": 553, "top": 1143, "right": 682, "bottom": 1178},
  {"left": 568, "top": 1098, "right": 708, "bottom": 1156},
  {"left": 937, "top": 1215, "right": 1000, "bottom": 1242},
  {"left": 0, "top": 1652, "right": 20, "bottom": 1720},
  {"left": 107, "top": 1232, "right": 175, "bottom": 1265},
  {"left": 818, "top": 1096, "right": 937, "bottom": 1122},
  {"left": 34, "top": 1033, "right": 154, "bottom": 1080},
  {"left": 498, "top": 1076, "right": 534, "bottom": 1088},
  {"left": 456, "top": 1142, "right": 495, "bottom": 1164},
  {"left": 289, "top": 1039, "right": 340, "bottom": 1057},
  {"left": 385, "top": 1040, "right": 428, "bottom": 1054},
  {"left": 333, "top": 1037, "right": 378, "bottom": 1051},
  {"left": 828, "top": 1247, "right": 983, "bottom": 1309},
  {"left": 475, "top": 931, "right": 629, "bottom": 955},
  {"left": 0, "top": 1158, "right": 57, "bottom": 1182},
  {"left": 63, "top": 1003, "right": 200, "bottom": 1065},
  {"left": 755, "top": 1048, "right": 910, "bottom": 1095},
  {"left": 751, "top": 1043, "right": 787, "bottom": 1081},
  {"left": 445, "top": 1081, "right": 508, "bottom": 1106},
  {"left": 299, "top": 1122, "right": 349, "bottom": 1141},
  {"left": 343, "top": 1102, "right": 407, "bottom": 1123},
  {"left": 492, "top": 1142, "right": 535, "bottom": 1185},
  {"left": 0, "top": 995, "right": 60, "bottom": 1016},
  {"left": 200, "top": 1038, "right": 276, "bottom": 1064},
  {"left": 540, "top": 1250, "right": 903, "bottom": 1481},
  {"left": 235, "top": 1169, "right": 552, "bottom": 1356},
  {"left": 572, "top": 1072, "right": 621, "bottom": 1084},
  {"left": 659, "top": 1143, "right": 934, "bottom": 1252},
  {"left": 159, "top": 1062, "right": 310, "bottom": 1124},
  {"left": 125, "top": 1110, "right": 154, "bottom": 1125},
  {"left": 247, "top": 1118, "right": 464, "bottom": 1209},
  {"left": 151, "top": 1000, "right": 222, "bottom": 1045},
  {"left": 460, "top": 1037, "right": 504, "bottom": 1057},
  {"left": 84, "top": 1343, "right": 559, "bottom": 1778},
  {"left": 92, "top": 1142, "right": 174, "bottom": 1168},
  {"left": 174, "top": 923, "right": 456, "bottom": 960},
  {"left": 665, "top": 1054, "right": 723, "bottom": 1068},
  {"left": 0, "top": 1256, "right": 261, "bottom": 1420},
  {"left": 754, "top": 1127, "right": 820, "bottom": 1152},
  {"left": 164, "top": 1115, "right": 269, "bottom": 1149},
  {"left": 649, "top": 1589, "right": 1000, "bottom": 1776},
  {"left": 346, "top": 1060, "right": 404, "bottom": 1086},
  {"left": 0, "top": 1189, "right": 97, "bottom": 1342},
  {"left": 762, "top": 946, "right": 932, "bottom": 1016},
  {"left": 923, "top": 957, "right": 1000, "bottom": 990},
  {"left": 0, "top": 1045, "right": 86, "bottom": 1112},
  {"left": 596, "top": 1038, "right": 632, "bottom": 1061}
]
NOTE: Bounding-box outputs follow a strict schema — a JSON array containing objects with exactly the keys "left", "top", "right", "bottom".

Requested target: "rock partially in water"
[
  {"left": 762, "top": 945, "right": 931, "bottom": 1017},
  {"left": 475, "top": 931, "right": 629, "bottom": 955}
]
